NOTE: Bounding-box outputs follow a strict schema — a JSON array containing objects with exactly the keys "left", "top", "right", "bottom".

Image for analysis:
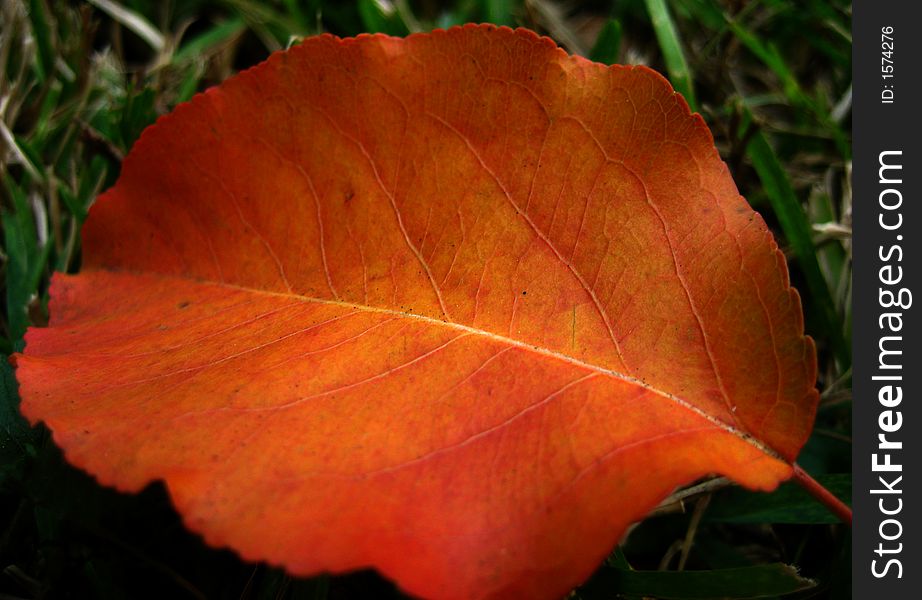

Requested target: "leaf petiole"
[{"left": 792, "top": 463, "right": 852, "bottom": 526}]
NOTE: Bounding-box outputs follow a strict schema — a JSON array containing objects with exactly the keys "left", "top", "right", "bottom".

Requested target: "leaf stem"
[{"left": 792, "top": 463, "right": 852, "bottom": 526}]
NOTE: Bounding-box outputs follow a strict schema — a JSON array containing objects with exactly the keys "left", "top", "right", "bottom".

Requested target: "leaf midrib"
[{"left": 104, "top": 270, "right": 783, "bottom": 463}]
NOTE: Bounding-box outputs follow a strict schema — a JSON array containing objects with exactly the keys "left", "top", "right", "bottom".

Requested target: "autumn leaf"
[{"left": 13, "top": 25, "right": 821, "bottom": 600}]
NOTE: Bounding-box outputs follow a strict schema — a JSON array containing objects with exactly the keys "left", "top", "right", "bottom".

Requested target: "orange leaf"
[{"left": 13, "top": 25, "right": 818, "bottom": 599}]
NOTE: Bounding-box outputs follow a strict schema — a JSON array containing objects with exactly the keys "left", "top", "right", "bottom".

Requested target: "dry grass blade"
[{"left": 86, "top": 0, "right": 164, "bottom": 52}]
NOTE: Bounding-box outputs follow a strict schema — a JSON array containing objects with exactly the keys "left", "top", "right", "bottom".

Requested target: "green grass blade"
[
  {"left": 174, "top": 16, "right": 246, "bottom": 62},
  {"left": 643, "top": 0, "right": 697, "bottom": 111},
  {"left": 175, "top": 66, "right": 203, "bottom": 104},
  {"left": 706, "top": 474, "right": 851, "bottom": 524},
  {"left": 119, "top": 87, "right": 159, "bottom": 149},
  {"left": 607, "top": 545, "right": 631, "bottom": 569},
  {"left": 589, "top": 19, "right": 622, "bottom": 65},
  {"left": 358, "top": 0, "right": 409, "bottom": 35},
  {"left": 485, "top": 0, "right": 514, "bottom": 26},
  {"left": 727, "top": 22, "right": 806, "bottom": 107},
  {"left": 393, "top": 0, "right": 421, "bottom": 32},
  {"left": 26, "top": 0, "right": 55, "bottom": 83},
  {"left": 281, "top": 0, "right": 314, "bottom": 31},
  {"left": 222, "top": 0, "right": 306, "bottom": 40},
  {"left": 744, "top": 112, "right": 849, "bottom": 367},
  {"left": 2, "top": 211, "right": 32, "bottom": 347},
  {"left": 2, "top": 179, "right": 49, "bottom": 348},
  {"left": 579, "top": 563, "right": 815, "bottom": 599},
  {"left": 722, "top": 11, "right": 850, "bottom": 160},
  {"left": 689, "top": 0, "right": 850, "bottom": 159}
]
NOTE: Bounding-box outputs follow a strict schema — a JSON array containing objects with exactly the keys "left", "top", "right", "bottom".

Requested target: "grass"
[{"left": 1, "top": 1, "right": 852, "bottom": 598}]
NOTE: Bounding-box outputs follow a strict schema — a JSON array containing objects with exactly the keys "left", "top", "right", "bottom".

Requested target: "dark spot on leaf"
[{"left": 178, "top": 301, "right": 191, "bottom": 309}]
